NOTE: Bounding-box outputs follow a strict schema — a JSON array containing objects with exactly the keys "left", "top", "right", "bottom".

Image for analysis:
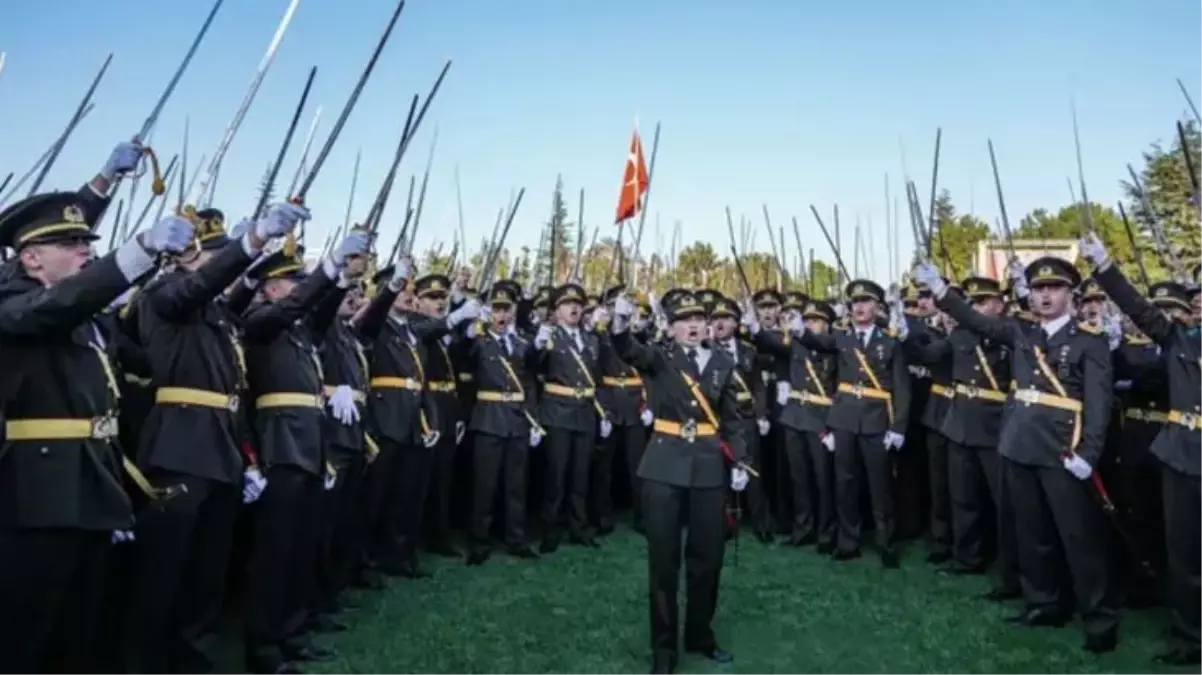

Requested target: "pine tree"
[{"left": 534, "top": 175, "right": 574, "bottom": 286}]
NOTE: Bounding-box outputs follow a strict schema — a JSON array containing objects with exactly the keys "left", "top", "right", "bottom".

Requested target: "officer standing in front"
[{"left": 609, "top": 289, "right": 751, "bottom": 674}]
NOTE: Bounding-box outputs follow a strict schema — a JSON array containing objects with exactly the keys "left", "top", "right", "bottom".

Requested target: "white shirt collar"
[{"left": 1041, "top": 313, "right": 1071, "bottom": 337}]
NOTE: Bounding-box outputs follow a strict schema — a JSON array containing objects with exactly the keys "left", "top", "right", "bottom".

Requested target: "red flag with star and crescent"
[{"left": 614, "top": 125, "right": 649, "bottom": 224}]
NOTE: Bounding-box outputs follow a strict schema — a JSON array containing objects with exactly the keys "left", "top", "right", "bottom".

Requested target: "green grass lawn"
[{"left": 310, "top": 529, "right": 1183, "bottom": 674}]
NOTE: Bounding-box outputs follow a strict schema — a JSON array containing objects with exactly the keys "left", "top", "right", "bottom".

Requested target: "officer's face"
[
  {"left": 850, "top": 298, "right": 877, "bottom": 324},
  {"left": 491, "top": 304, "right": 513, "bottom": 330},
  {"left": 917, "top": 294, "right": 935, "bottom": 313},
  {"left": 972, "top": 296, "right": 1004, "bottom": 317},
  {"left": 756, "top": 304, "right": 779, "bottom": 325},
  {"left": 393, "top": 290, "right": 414, "bottom": 313},
  {"left": 1082, "top": 299, "right": 1105, "bottom": 321},
  {"left": 803, "top": 317, "right": 829, "bottom": 334},
  {"left": 556, "top": 300, "right": 582, "bottom": 325},
  {"left": 263, "top": 277, "right": 298, "bottom": 303},
  {"left": 21, "top": 239, "right": 93, "bottom": 285},
  {"left": 339, "top": 289, "right": 364, "bottom": 317},
  {"left": 711, "top": 316, "right": 737, "bottom": 339},
  {"left": 1029, "top": 283, "right": 1072, "bottom": 318},
  {"left": 417, "top": 293, "right": 446, "bottom": 317},
  {"left": 672, "top": 314, "right": 706, "bottom": 346}
]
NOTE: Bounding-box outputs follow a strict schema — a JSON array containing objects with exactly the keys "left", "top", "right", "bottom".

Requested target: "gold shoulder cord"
[
  {"left": 1032, "top": 346, "right": 1083, "bottom": 452},
  {"left": 973, "top": 345, "right": 1001, "bottom": 391},
  {"left": 401, "top": 342, "right": 434, "bottom": 437},
  {"left": 86, "top": 342, "right": 159, "bottom": 499},
  {"left": 803, "top": 357, "right": 828, "bottom": 398},
  {"left": 565, "top": 339, "right": 609, "bottom": 421},
  {"left": 680, "top": 370, "right": 759, "bottom": 477},
  {"left": 494, "top": 350, "right": 546, "bottom": 435},
  {"left": 851, "top": 347, "right": 894, "bottom": 425}
]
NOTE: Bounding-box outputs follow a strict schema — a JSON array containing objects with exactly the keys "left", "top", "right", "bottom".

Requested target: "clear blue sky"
[{"left": 1, "top": 0, "right": 1198, "bottom": 283}]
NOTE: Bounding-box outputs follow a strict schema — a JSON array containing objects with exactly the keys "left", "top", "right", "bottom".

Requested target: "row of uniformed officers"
[{"left": 0, "top": 143, "right": 1196, "bottom": 675}]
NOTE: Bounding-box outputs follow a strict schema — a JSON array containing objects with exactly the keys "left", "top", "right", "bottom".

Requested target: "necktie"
[
  {"left": 858, "top": 330, "right": 869, "bottom": 347},
  {"left": 686, "top": 347, "right": 700, "bottom": 373},
  {"left": 504, "top": 335, "right": 513, "bottom": 356}
]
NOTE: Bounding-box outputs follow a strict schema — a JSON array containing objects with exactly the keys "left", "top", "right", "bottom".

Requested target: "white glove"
[
  {"left": 593, "top": 307, "right": 610, "bottom": 327},
  {"left": 599, "top": 418, "right": 613, "bottom": 439},
  {"left": 614, "top": 295, "right": 635, "bottom": 318},
  {"left": 102, "top": 141, "right": 144, "bottom": 181},
  {"left": 742, "top": 309, "right": 761, "bottom": 335},
  {"left": 632, "top": 316, "right": 649, "bottom": 332},
  {"left": 139, "top": 215, "right": 195, "bottom": 254},
  {"left": 757, "top": 418, "right": 770, "bottom": 436},
  {"left": 834, "top": 302, "right": 847, "bottom": 319},
  {"left": 886, "top": 283, "right": 901, "bottom": 306},
  {"left": 255, "top": 202, "right": 310, "bottom": 240},
  {"left": 1007, "top": 259, "right": 1030, "bottom": 298},
  {"left": 331, "top": 228, "right": 370, "bottom": 269},
  {"left": 789, "top": 314, "right": 804, "bottom": 334},
  {"left": 422, "top": 430, "right": 441, "bottom": 448},
  {"left": 883, "top": 431, "right": 905, "bottom": 451},
  {"left": 243, "top": 467, "right": 267, "bottom": 503},
  {"left": 1103, "top": 315, "right": 1123, "bottom": 351},
  {"left": 324, "top": 470, "right": 337, "bottom": 490},
  {"left": 535, "top": 324, "right": 553, "bottom": 349},
  {"left": 1062, "top": 454, "right": 1092, "bottom": 480},
  {"left": 388, "top": 256, "right": 415, "bottom": 292},
  {"left": 327, "top": 384, "right": 360, "bottom": 425},
  {"left": 229, "top": 216, "right": 253, "bottom": 240},
  {"left": 528, "top": 428, "right": 544, "bottom": 447},
  {"left": 441, "top": 333, "right": 453, "bottom": 347},
  {"left": 478, "top": 305, "right": 492, "bottom": 323},
  {"left": 455, "top": 421, "right": 466, "bottom": 444},
  {"left": 640, "top": 408, "right": 653, "bottom": 426},
  {"left": 730, "top": 467, "right": 750, "bottom": 492},
  {"left": 821, "top": 432, "right": 836, "bottom": 452},
  {"left": 111, "top": 529, "right": 136, "bottom": 544},
  {"left": 775, "top": 381, "right": 791, "bottom": 406},
  {"left": 1079, "top": 232, "right": 1109, "bottom": 268},
  {"left": 447, "top": 298, "right": 482, "bottom": 327},
  {"left": 912, "top": 261, "right": 946, "bottom": 297}
]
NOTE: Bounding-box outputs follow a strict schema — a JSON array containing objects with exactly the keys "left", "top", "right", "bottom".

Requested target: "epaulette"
[
  {"left": 739, "top": 338, "right": 755, "bottom": 351},
  {"left": 1076, "top": 321, "right": 1102, "bottom": 336},
  {"left": 884, "top": 327, "right": 899, "bottom": 338},
  {"left": 1124, "top": 334, "right": 1151, "bottom": 346},
  {"left": 1015, "top": 310, "right": 1038, "bottom": 324},
  {"left": 904, "top": 308, "right": 930, "bottom": 318}
]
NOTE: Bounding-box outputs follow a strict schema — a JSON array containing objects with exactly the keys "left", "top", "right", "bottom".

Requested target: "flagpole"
[{"left": 629, "top": 121, "right": 661, "bottom": 288}]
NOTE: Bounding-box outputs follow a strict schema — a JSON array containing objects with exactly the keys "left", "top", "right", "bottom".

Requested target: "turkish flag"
[{"left": 614, "top": 126, "right": 649, "bottom": 223}]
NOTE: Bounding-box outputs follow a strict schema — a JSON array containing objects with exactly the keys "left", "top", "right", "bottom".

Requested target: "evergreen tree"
[{"left": 534, "top": 175, "right": 574, "bottom": 286}]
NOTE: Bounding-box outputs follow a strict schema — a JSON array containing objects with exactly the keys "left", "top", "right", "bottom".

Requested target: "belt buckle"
[
  {"left": 681, "top": 419, "right": 698, "bottom": 443},
  {"left": 228, "top": 395, "right": 240, "bottom": 413},
  {"left": 574, "top": 387, "right": 587, "bottom": 398},
  {"left": 964, "top": 385, "right": 979, "bottom": 399},
  {"left": 1181, "top": 412, "right": 1200, "bottom": 430},
  {"left": 91, "top": 415, "right": 118, "bottom": 440},
  {"left": 851, "top": 383, "right": 864, "bottom": 397}
]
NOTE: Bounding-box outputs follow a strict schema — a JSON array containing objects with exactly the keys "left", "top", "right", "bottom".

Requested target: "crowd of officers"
[{"left": 0, "top": 143, "right": 1197, "bottom": 675}]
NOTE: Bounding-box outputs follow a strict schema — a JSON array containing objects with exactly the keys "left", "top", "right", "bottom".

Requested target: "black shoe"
[
  {"left": 982, "top": 586, "right": 1021, "bottom": 602},
  {"left": 570, "top": 534, "right": 600, "bottom": 548},
  {"left": 686, "top": 645, "right": 733, "bottom": 664},
  {"left": 936, "top": 563, "right": 986, "bottom": 577},
  {"left": 1155, "top": 645, "right": 1201, "bottom": 666},
  {"left": 1005, "top": 607, "right": 1069, "bottom": 628},
  {"left": 1083, "top": 629, "right": 1117, "bottom": 654},
  {"left": 816, "top": 541, "right": 835, "bottom": 555},
  {"left": 650, "top": 654, "right": 676, "bottom": 674},
  {"left": 508, "top": 545, "right": 539, "bottom": 559},
  {"left": 540, "top": 539, "right": 560, "bottom": 554},
  {"left": 785, "top": 534, "right": 817, "bottom": 547},
  {"left": 466, "top": 550, "right": 491, "bottom": 566},
  {"left": 832, "top": 549, "right": 861, "bottom": 561},
  {"left": 926, "top": 550, "right": 952, "bottom": 564},
  {"left": 881, "top": 549, "right": 900, "bottom": 569}
]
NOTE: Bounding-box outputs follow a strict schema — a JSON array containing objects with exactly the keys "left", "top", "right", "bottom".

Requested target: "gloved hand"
[
  {"left": 139, "top": 215, "right": 195, "bottom": 254},
  {"left": 1079, "top": 232, "right": 1109, "bottom": 268},
  {"left": 757, "top": 418, "right": 770, "bottom": 436},
  {"left": 535, "top": 324, "right": 553, "bottom": 349},
  {"left": 447, "top": 298, "right": 482, "bottom": 327},
  {"left": 883, "top": 431, "right": 905, "bottom": 451},
  {"left": 327, "top": 385, "right": 360, "bottom": 425},
  {"left": 775, "top": 381, "right": 791, "bottom": 406},
  {"left": 742, "top": 308, "right": 761, "bottom": 335},
  {"left": 789, "top": 313, "right": 804, "bottom": 334},
  {"left": 599, "top": 418, "right": 613, "bottom": 439},
  {"left": 387, "top": 256, "right": 414, "bottom": 292},
  {"left": 1008, "top": 258, "right": 1029, "bottom": 298},
  {"left": 330, "top": 228, "right": 370, "bottom": 270},
  {"left": 614, "top": 294, "right": 635, "bottom": 318},
  {"left": 230, "top": 216, "right": 254, "bottom": 241},
  {"left": 1103, "top": 315, "right": 1123, "bottom": 351},
  {"left": 592, "top": 307, "right": 610, "bottom": 328},
  {"left": 422, "top": 430, "right": 441, "bottom": 448},
  {"left": 478, "top": 304, "right": 492, "bottom": 323},
  {"left": 730, "top": 467, "right": 750, "bottom": 492},
  {"left": 102, "top": 141, "right": 144, "bottom": 181},
  {"left": 441, "top": 333, "right": 453, "bottom": 346},
  {"left": 111, "top": 529, "right": 136, "bottom": 544},
  {"left": 528, "top": 428, "right": 544, "bottom": 448},
  {"left": 455, "top": 421, "right": 466, "bottom": 444},
  {"left": 1062, "top": 454, "right": 1092, "bottom": 480},
  {"left": 640, "top": 408, "right": 653, "bottom": 427},
  {"left": 912, "top": 261, "right": 946, "bottom": 297},
  {"left": 255, "top": 202, "right": 310, "bottom": 240},
  {"left": 243, "top": 466, "right": 267, "bottom": 503},
  {"left": 834, "top": 302, "right": 847, "bottom": 319},
  {"left": 821, "top": 432, "right": 835, "bottom": 452},
  {"left": 324, "top": 469, "right": 337, "bottom": 491}
]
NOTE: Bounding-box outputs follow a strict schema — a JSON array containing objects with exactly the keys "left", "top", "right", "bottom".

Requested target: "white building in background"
[{"left": 975, "top": 238, "right": 1078, "bottom": 279}]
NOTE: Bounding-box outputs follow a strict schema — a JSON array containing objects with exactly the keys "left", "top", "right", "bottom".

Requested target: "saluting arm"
[
  {"left": 146, "top": 238, "right": 256, "bottom": 321},
  {"left": 242, "top": 264, "right": 335, "bottom": 342},
  {"left": 1092, "top": 263, "right": 1174, "bottom": 345},
  {"left": 903, "top": 333, "right": 951, "bottom": 366},
  {"left": 611, "top": 325, "right": 665, "bottom": 373},
  {"left": 797, "top": 329, "right": 838, "bottom": 353},
  {"left": 753, "top": 327, "right": 792, "bottom": 357},
  {"left": 308, "top": 286, "right": 347, "bottom": 347},
  {"left": 935, "top": 289, "right": 1017, "bottom": 347},
  {"left": 350, "top": 286, "right": 398, "bottom": 341}
]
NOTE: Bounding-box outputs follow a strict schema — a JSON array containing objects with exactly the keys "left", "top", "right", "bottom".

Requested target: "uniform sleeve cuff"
[{"left": 115, "top": 239, "right": 156, "bottom": 283}]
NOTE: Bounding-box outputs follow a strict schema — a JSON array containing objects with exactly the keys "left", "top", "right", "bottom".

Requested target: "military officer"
[
  {"left": 915, "top": 256, "right": 1119, "bottom": 654},
  {"left": 609, "top": 289, "right": 751, "bottom": 674}
]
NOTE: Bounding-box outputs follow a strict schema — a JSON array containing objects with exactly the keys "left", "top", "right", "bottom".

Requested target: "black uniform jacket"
[
  {"left": 612, "top": 329, "right": 749, "bottom": 489},
  {"left": 1094, "top": 265, "right": 1200, "bottom": 476},
  {"left": 0, "top": 245, "right": 145, "bottom": 530},
  {"left": 755, "top": 329, "right": 837, "bottom": 434},
  {"left": 596, "top": 328, "right": 644, "bottom": 427},
  {"left": 466, "top": 325, "right": 539, "bottom": 439},
  {"left": 317, "top": 291, "right": 370, "bottom": 463},
  {"left": 938, "top": 291, "right": 1113, "bottom": 468},
  {"left": 243, "top": 269, "right": 339, "bottom": 475},
  {"left": 535, "top": 325, "right": 603, "bottom": 434},
  {"left": 798, "top": 324, "right": 912, "bottom": 436},
  {"left": 908, "top": 327, "right": 1011, "bottom": 448},
  {"left": 136, "top": 239, "right": 254, "bottom": 484}
]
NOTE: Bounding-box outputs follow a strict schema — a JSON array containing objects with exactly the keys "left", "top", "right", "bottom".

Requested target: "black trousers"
[
  {"left": 244, "top": 466, "right": 322, "bottom": 669},
  {"left": 643, "top": 480, "right": 726, "bottom": 660},
  {"left": 368, "top": 438, "right": 433, "bottom": 571},
  {"left": 894, "top": 424, "right": 927, "bottom": 539},
  {"left": 782, "top": 428, "right": 836, "bottom": 544},
  {"left": 1110, "top": 422, "right": 1166, "bottom": 605},
  {"left": 543, "top": 428, "right": 594, "bottom": 541},
  {"left": 592, "top": 422, "right": 645, "bottom": 531},
  {"left": 0, "top": 528, "right": 111, "bottom": 674},
  {"left": 470, "top": 432, "right": 529, "bottom": 550},
  {"left": 739, "top": 425, "right": 772, "bottom": 535},
  {"left": 1003, "top": 457, "right": 1118, "bottom": 637},
  {"left": 425, "top": 425, "right": 459, "bottom": 547},
  {"left": 947, "top": 441, "right": 1004, "bottom": 570},
  {"left": 120, "top": 472, "right": 239, "bottom": 673},
  {"left": 832, "top": 429, "right": 895, "bottom": 553},
  {"left": 314, "top": 452, "right": 365, "bottom": 614},
  {"left": 926, "top": 430, "right": 952, "bottom": 556},
  {"left": 1162, "top": 466, "right": 1200, "bottom": 646}
]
